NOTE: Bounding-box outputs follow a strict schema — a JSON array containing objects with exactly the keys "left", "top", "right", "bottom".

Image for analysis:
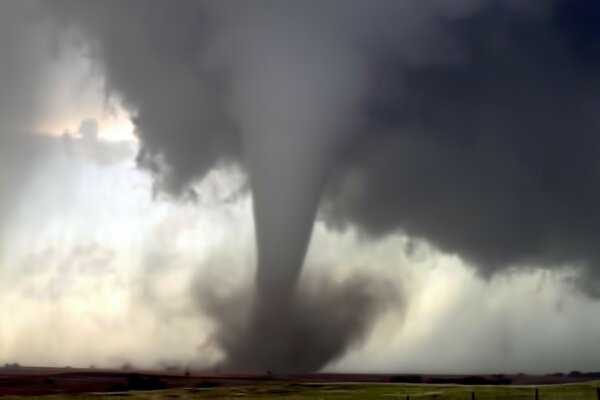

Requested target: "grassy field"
[{"left": 3, "top": 381, "right": 600, "bottom": 400}]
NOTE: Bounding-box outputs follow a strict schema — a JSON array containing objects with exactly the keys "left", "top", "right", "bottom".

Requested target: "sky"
[{"left": 2, "top": 0, "right": 600, "bottom": 374}]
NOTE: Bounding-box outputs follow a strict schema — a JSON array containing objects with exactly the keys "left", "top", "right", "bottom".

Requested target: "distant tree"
[
  {"left": 390, "top": 375, "right": 423, "bottom": 384},
  {"left": 126, "top": 373, "right": 167, "bottom": 390},
  {"left": 109, "top": 382, "right": 128, "bottom": 392},
  {"left": 492, "top": 374, "right": 511, "bottom": 385}
]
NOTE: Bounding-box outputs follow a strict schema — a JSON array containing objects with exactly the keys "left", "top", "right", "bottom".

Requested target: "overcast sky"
[{"left": 2, "top": 0, "right": 600, "bottom": 374}]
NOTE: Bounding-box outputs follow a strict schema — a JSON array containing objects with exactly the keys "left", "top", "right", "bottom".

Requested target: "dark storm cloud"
[{"left": 324, "top": 0, "right": 600, "bottom": 277}]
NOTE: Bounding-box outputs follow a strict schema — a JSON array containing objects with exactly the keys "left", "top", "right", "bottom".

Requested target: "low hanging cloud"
[{"left": 324, "top": 1, "right": 600, "bottom": 280}]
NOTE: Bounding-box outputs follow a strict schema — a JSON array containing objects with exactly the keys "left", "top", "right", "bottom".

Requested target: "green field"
[{"left": 4, "top": 381, "right": 600, "bottom": 400}]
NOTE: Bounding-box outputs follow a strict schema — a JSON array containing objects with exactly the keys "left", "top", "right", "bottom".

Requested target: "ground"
[
  {"left": 1, "top": 368, "right": 600, "bottom": 399},
  {"left": 3, "top": 382, "right": 600, "bottom": 399}
]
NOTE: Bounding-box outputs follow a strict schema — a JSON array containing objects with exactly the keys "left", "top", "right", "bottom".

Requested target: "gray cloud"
[
  {"left": 0, "top": 0, "right": 49, "bottom": 132},
  {"left": 0, "top": 0, "right": 56, "bottom": 247},
  {"left": 324, "top": 1, "right": 600, "bottom": 282},
  {"left": 45, "top": 0, "right": 240, "bottom": 195}
]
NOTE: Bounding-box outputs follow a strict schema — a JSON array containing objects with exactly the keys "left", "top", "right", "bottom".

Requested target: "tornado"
[{"left": 220, "top": 19, "right": 368, "bottom": 370}]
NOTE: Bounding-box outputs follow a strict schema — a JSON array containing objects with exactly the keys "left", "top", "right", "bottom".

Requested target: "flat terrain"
[
  {"left": 1, "top": 368, "right": 600, "bottom": 399},
  {"left": 2, "top": 382, "right": 600, "bottom": 399}
]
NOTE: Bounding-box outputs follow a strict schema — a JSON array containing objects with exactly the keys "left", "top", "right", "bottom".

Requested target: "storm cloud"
[
  {"left": 40, "top": 0, "right": 600, "bottom": 371},
  {"left": 325, "top": 1, "right": 600, "bottom": 279}
]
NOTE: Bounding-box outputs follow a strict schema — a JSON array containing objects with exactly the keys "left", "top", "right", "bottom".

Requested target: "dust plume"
[{"left": 196, "top": 271, "right": 398, "bottom": 372}]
